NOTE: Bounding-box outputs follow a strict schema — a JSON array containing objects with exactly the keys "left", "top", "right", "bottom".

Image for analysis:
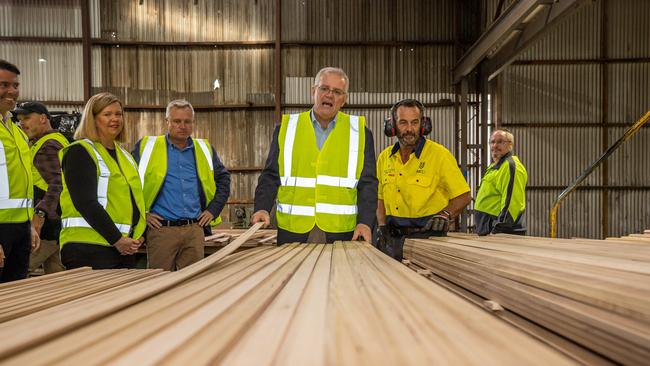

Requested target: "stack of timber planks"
[
  {"left": 605, "top": 231, "right": 650, "bottom": 244},
  {"left": 403, "top": 232, "right": 650, "bottom": 365},
  {"left": 0, "top": 268, "right": 164, "bottom": 323},
  {"left": 204, "top": 228, "right": 277, "bottom": 248},
  {"left": 137, "top": 229, "right": 277, "bottom": 255},
  {"left": 0, "top": 240, "right": 574, "bottom": 364}
]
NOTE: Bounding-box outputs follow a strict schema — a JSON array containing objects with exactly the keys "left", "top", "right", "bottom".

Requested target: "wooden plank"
[
  {"left": 0, "top": 222, "right": 264, "bottom": 359},
  {"left": 404, "top": 235, "right": 650, "bottom": 365}
]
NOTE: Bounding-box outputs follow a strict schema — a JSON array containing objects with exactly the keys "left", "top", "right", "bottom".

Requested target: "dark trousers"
[
  {"left": 378, "top": 228, "right": 445, "bottom": 261},
  {"left": 61, "top": 242, "right": 136, "bottom": 270},
  {"left": 0, "top": 221, "right": 31, "bottom": 282},
  {"left": 277, "top": 228, "right": 354, "bottom": 245}
]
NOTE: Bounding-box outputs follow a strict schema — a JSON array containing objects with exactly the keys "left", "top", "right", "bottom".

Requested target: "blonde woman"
[{"left": 59, "top": 92, "right": 146, "bottom": 269}]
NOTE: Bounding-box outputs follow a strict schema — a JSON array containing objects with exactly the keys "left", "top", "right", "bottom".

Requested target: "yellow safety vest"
[
  {"left": 0, "top": 117, "right": 33, "bottom": 223},
  {"left": 137, "top": 135, "right": 221, "bottom": 225},
  {"left": 31, "top": 132, "right": 69, "bottom": 191},
  {"left": 59, "top": 139, "right": 146, "bottom": 247},
  {"left": 277, "top": 111, "right": 365, "bottom": 233}
]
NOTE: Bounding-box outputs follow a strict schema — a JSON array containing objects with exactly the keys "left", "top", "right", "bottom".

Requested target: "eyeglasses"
[
  {"left": 489, "top": 139, "right": 511, "bottom": 145},
  {"left": 316, "top": 85, "right": 347, "bottom": 97}
]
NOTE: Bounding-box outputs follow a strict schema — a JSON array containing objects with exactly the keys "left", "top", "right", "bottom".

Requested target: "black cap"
[{"left": 14, "top": 101, "right": 50, "bottom": 119}]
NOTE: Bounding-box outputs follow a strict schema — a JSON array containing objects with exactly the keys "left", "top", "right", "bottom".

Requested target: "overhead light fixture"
[
  {"left": 38, "top": 58, "right": 47, "bottom": 63},
  {"left": 213, "top": 79, "right": 221, "bottom": 90}
]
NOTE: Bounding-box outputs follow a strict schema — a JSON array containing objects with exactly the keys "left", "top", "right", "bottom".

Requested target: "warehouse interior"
[
  {"left": 2, "top": 0, "right": 649, "bottom": 238},
  {"left": 1, "top": 0, "right": 649, "bottom": 364}
]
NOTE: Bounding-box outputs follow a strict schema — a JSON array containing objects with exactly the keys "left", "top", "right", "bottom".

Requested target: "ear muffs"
[
  {"left": 384, "top": 117, "right": 397, "bottom": 137},
  {"left": 420, "top": 116, "right": 432, "bottom": 136},
  {"left": 384, "top": 99, "right": 431, "bottom": 137}
]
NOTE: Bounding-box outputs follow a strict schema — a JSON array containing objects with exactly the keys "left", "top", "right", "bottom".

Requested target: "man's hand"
[
  {"left": 251, "top": 210, "right": 271, "bottom": 228},
  {"left": 146, "top": 213, "right": 164, "bottom": 229},
  {"left": 0, "top": 245, "right": 4, "bottom": 268},
  {"left": 30, "top": 225, "right": 41, "bottom": 253},
  {"left": 351, "top": 223, "right": 372, "bottom": 242},
  {"left": 197, "top": 210, "right": 215, "bottom": 227},
  {"left": 423, "top": 210, "right": 451, "bottom": 233},
  {"left": 32, "top": 214, "right": 45, "bottom": 236},
  {"left": 376, "top": 225, "right": 389, "bottom": 250},
  {"left": 113, "top": 237, "right": 141, "bottom": 255}
]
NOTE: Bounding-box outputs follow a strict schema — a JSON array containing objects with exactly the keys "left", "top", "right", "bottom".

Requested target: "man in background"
[
  {"left": 474, "top": 129, "right": 528, "bottom": 235},
  {"left": 16, "top": 101, "right": 69, "bottom": 273}
]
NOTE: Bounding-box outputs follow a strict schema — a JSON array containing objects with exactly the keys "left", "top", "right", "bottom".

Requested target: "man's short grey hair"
[
  {"left": 314, "top": 67, "right": 349, "bottom": 92},
  {"left": 493, "top": 128, "right": 515, "bottom": 146},
  {"left": 166, "top": 99, "right": 194, "bottom": 119}
]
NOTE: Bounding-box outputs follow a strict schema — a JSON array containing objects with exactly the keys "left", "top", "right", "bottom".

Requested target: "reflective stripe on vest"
[
  {"left": 61, "top": 139, "right": 130, "bottom": 234},
  {"left": 0, "top": 139, "right": 11, "bottom": 200},
  {"left": 195, "top": 139, "right": 213, "bottom": 171},
  {"left": 276, "top": 111, "right": 365, "bottom": 233},
  {"left": 62, "top": 217, "right": 131, "bottom": 235},
  {"left": 0, "top": 198, "right": 32, "bottom": 210},
  {"left": 281, "top": 114, "right": 360, "bottom": 189},
  {"left": 0, "top": 119, "right": 34, "bottom": 220},
  {"left": 138, "top": 136, "right": 157, "bottom": 187},
  {"left": 137, "top": 135, "right": 221, "bottom": 225},
  {"left": 277, "top": 203, "right": 358, "bottom": 217}
]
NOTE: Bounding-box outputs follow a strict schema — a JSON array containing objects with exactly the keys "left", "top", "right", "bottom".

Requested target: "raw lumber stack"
[
  {"left": 0, "top": 268, "right": 164, "bottom": 323},
  {"left": 204, "top": 228, "right": 277, "bottom": 248},
  {"left": 0, "top": 241, "right": 573, "bottom": 365},
  {"left": 403, "top": 232, "right": 650, "bottom": 366},
  {"left": 606, "top": 231, "right": 650, "bottom": 243}
]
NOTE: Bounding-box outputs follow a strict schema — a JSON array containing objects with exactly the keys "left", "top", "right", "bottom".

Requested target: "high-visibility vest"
[
  {"left": 277, "top": 111, "right": 365, "bottom": 233},
  {"left": 137, "top": 135, "right": 221, "bottom": 225},
  {"left": 31, "top": 132, "right": 69, "bottom": 191},
  {"left": 59, "top": 139, "right": 146, "bottom": 247},
  {"left": 0, "top": 117, "right": 33, "bottom": 223}
]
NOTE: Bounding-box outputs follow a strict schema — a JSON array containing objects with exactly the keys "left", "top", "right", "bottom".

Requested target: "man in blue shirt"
[{"left": 132, "top": 100, "right": 230, "bottom": 270}]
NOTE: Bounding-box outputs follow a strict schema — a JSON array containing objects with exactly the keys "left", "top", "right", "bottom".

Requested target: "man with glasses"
[
  {"left": 474, "top": 129, "right": 528, "bottom": 235},
  {"left": 132, "top": 99, "right": 231, "bottom": 270},
  {"left": 376, "top": 98, "right": 471, "bottom": 261},
  {"left": 252, "top": 67, "right": 378, "bottom": 244}
]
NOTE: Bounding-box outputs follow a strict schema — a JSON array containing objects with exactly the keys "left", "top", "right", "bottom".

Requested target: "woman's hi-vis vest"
[
  {"left": 31, "top": 132, "right": 69, "bottom": 191},
  {"left": 0, "top": 117, "right": 33, "bottom": 223},
  {"left": 137, "top": 135, "right": 221, "bottom": 225},
  {"left": 277, "top": 111, "right": 365, "bottom": 233},
  {"left": 59, "top": 139, "right": 146, "bottom": 247}
]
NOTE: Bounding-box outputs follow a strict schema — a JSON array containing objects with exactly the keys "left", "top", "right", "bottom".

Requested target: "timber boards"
[
  {"left": 0, "top": 240, "right": 573, "bottom": 365},
  {"left": 403, "top": 233, "right": 650, "bottom": 366}
]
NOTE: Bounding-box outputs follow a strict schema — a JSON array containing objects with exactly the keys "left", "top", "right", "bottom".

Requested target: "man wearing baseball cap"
[{"left": 15, "top": 101, "right": 70, "bottom": 273}]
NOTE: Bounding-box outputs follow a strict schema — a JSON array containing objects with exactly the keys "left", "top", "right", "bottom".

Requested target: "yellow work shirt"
[{"left": 377, "top": 138, "right": 470, "bottom": 228}]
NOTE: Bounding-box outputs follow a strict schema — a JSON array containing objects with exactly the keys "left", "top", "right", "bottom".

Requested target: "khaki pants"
[
  {"left": 29, "top": 239, "right": 65, "bottom": 274},
  {"left": 146, "top": 224, "right": 204, "bottom": 271}
]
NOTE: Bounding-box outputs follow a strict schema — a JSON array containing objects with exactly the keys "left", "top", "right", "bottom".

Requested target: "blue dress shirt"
[
  {"left": 310, "top": 110, "right": 336, "bottom": 150},
  {"left": 150, "top": 136, "right": 202, "bottom": 220}
]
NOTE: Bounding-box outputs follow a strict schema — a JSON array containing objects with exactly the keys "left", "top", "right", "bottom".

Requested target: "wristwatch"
[{"left": 35, "top": 209, "right": 47, "bottom": 219}]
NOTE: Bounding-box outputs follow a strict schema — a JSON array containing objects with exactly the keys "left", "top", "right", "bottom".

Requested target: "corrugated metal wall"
[
  {"left": 0, "top": 41, "right": 83, "bottom": 102},
  {"left": 99, "top": 0, "right": 274, "bottom": 41},
  {"left": 0, "top": 0, "right": 81, "bottom": 37},
  {"left": 499, "top": 0, "right": 650, "bottom": 238},
  {"left": 93, "top": 46, "right": 275, "bottom": 105},
  {"left": 281, "top": 0, "right": 457, "bottom": 42},
  {"left": 1, "top": 0, "right": 468, "bottom": 224}
]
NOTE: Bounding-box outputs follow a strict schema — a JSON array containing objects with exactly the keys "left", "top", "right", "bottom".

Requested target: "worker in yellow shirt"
[{"left": 376, "top": 99, "right": 471, "bottom": 261}]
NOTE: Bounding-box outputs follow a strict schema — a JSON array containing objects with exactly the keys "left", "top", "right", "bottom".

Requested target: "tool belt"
[{"left": 387, "top": 225, "right": 423, "bottom": 237}]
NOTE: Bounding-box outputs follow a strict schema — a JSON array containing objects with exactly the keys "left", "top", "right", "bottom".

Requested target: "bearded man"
[{"left": 375, "top": 99, "right": 471, "bottom": 261}]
